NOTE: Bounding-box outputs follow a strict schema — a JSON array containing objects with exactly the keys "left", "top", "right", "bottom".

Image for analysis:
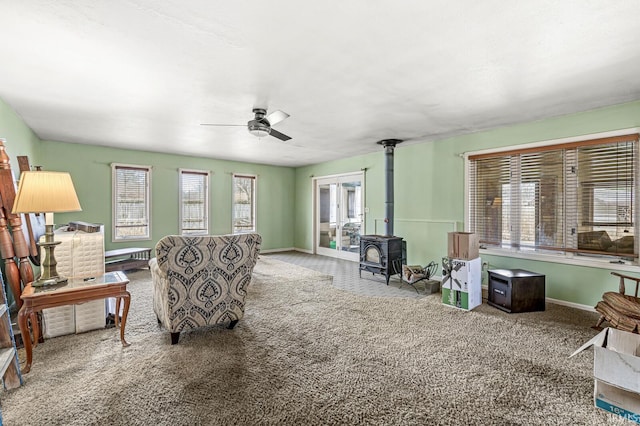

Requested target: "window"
[
  {"left": 112, "top": 163, "right": 151, "bottom": 241},
  {"left": 468, "top": 133, "right": 639, "bottom": 264},
  {"left": 232, "top": 174, "right": 256, "bottom": 234},
  {"left": 180, "top": 169, "right": 209, "bottom": 235}
]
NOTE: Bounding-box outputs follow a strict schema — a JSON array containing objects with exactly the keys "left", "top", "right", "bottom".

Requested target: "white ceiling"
[{"left": 1, "top": 1, "right": 640, "bottom": 167}]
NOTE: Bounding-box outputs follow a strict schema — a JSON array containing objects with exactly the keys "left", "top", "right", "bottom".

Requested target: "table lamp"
[{"left": 12, "top": 171, "right": 82, "bottom": 286}]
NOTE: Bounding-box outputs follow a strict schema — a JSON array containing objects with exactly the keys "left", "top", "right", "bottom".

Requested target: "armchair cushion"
[{"left": 150, "top": 233, "right": 261, "bottom": 341}]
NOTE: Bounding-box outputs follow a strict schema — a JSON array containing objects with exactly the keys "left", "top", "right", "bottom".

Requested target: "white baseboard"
[
  {"left": 294, "top": 247, "right": 314, "bottom": 254},
  {"left": 546, "top": 297, "right": 595, "bottom": 313},
  {"left": 259, "top": 247, "right": 316, "bottom": 254},
  {"left": 260, "top": 247, "right": 295, "bottom": 254},
  {"left": 480, "top": 284, "right": 595, "bottom": 312}
]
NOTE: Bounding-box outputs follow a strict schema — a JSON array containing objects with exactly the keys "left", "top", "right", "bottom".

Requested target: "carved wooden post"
[
  {"left": 0, "top": 169, "right": 34, "bottom": 286},
  {"left": 17, "top": 156, "right": 40, "bottom": 262},
  {"left": 0, "top": 208, "right": 21, "bottom": 308},
  {"left": 0, "top": 140, "right": 35, "bottom": 307}
]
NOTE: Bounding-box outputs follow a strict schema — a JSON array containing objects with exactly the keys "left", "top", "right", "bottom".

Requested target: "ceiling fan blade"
[
  {"left": 266, "top": 110, "right": 289, "bottom": 126},
  {"left": 200, "top": 123, "right": 246, "bottom": 127},
  {"left": 269, "top": 128, "right": 292, "bottom": 141}
]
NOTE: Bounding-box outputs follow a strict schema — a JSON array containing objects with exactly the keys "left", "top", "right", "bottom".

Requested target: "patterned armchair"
[{"left": 149, "top": 233, "right": 261, "bottom": 344}]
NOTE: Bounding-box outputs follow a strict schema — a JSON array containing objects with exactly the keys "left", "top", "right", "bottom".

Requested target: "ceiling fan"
[{"left": 201, "top": 108, "right": 292, "bottom": 141}]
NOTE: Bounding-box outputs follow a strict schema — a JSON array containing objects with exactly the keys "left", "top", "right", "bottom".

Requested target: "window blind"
[
  {"left": 469, "top": 156, "right": 510, "bottom": 247},
  {"left": 468, "top": 133, "right": 638, "bottom": 261},
  {"left": 232, "top": 174, "right": 256, "bottom": 233},
  {"left": 113, "top": 165, "right": 150, "bottom": 240},
  {"left": 575, "top": 141, "right": 635, "bottom": 256},
  {"left": 518, "top": 149, "right": 564, "bottom": 251},
  {"left": 180, "top": 170, "right": 209, "bottom": 235}
]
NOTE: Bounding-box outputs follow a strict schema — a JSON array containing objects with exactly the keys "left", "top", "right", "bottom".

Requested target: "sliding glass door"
[{"left": 316, "top": 173, "right": 364, "bottom": 261}]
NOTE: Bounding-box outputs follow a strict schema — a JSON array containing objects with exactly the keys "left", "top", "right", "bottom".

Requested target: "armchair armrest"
[
  {"left": 149, "top": 257, "right": 165, "bottom": 279},
  {"left": 611, "top": 271, "right": 640, "bottom": 297},
  {"left": 150, "top": 257, "right": 171, "bottom": 328}
]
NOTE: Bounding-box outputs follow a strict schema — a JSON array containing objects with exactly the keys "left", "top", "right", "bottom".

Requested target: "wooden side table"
[{"left": 18, "top": 271, "right": 131, "bottom": 374}]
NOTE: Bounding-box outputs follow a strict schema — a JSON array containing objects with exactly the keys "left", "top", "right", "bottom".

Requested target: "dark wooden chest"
[{"left": 488, "top": 269, "right": 545, "bottom": 313}]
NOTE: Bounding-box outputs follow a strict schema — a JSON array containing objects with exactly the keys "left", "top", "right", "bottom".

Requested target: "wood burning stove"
[
  {"left": 359, "top": 235, "right": 406, "bottom": 285},
  {"left": 358, "top": 139, "right": 406, "bottom": 285}
]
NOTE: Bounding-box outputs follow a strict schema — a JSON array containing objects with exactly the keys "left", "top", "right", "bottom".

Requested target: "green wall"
[
  {"left": 0, "top": 96, "right": 296, "bottom": 254},
  {"left": 0, "top": 98, "right": 42, "bottom": 305},
  {"left": 295, "top": 100, "right": 640, "bottom": 307},
  {"left": 4, "top": 93, "right": 640, "bottom": 308},
  {"left": 0, "top": 98, "right": 40, "bottom": 174},
  {"left": 37, "top": 141, "right": 296, "bottom": 252}
]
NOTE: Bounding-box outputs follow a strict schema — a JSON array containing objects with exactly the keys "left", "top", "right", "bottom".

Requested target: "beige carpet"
[{"left": 0, "top": 257, "right": 629, "bottom": 425}]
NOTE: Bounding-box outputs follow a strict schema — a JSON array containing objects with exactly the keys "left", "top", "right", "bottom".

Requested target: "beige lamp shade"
[{"left": 12, "top": 171, "right": 82, "bottom": 214}]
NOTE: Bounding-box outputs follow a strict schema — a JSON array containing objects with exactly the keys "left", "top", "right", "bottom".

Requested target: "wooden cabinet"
[
  {"left": 0, "top": 271, "right": 22, "bottom": 390},
  {"left": 488, "top": 269, "right": 545, "bottom": 313}
]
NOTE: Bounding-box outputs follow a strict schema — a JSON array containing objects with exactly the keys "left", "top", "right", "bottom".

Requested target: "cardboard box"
[
  {"left": 594, "top": 380, "right": 640, "bottom": 424},
  {"left": 441, "top": 257, "right": 482, "bottom": 311},
  {"left": 571, "top": 328, "right": 640, "bottom": 423},
  {"left": 448, "top": 232, "right": 479, "bottom": 260}
]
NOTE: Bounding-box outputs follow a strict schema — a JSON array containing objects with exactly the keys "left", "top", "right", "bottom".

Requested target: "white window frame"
[
  {"left": 112, "top": 163, "right": 152, "bottom": 242},
  {"left": 465, "top": 128, "right": 640, "bottom": 272},
  {"left": 232, "top": 173, "right": 257, "bottom": 234},
  {"left": 179, "top": 168, "right": 210, "bottom": 236}
]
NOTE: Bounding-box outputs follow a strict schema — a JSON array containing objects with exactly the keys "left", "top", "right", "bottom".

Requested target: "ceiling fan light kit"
[
  {"left": 248, "top": 108, "right": 271, "bottom": 138},
  {"left": 248, "top": 120, "right": 271, "bottom": 137},
  {"left": 201, "top": 107, "right": 292, "bottom": 141}
]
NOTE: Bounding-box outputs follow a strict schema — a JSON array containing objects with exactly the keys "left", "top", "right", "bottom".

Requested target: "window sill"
[
  {"left": 480, "top": 247, "right": 640, "bottom": 273},
  {"left": 112, "top": 237, "right": 152, "bottom": 243}
]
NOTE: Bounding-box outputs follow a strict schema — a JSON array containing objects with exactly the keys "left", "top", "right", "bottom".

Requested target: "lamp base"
[
  {"left": 32, "top": 275, "right": 68, "bottom": 287},
  {"left": 35, "top": 224, "right": 67, "bottom": 287}
]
